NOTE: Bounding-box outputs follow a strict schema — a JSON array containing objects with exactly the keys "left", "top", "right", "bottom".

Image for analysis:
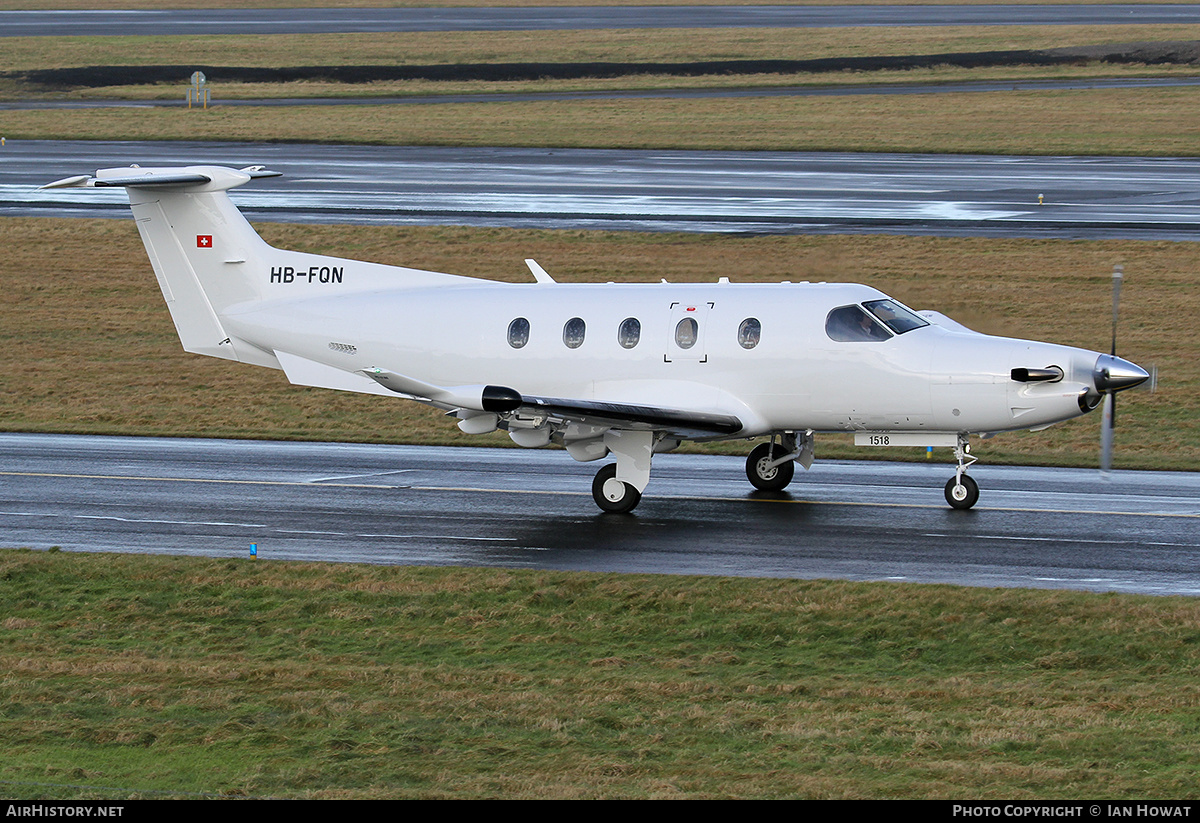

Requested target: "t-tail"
[{"left": 41, "top": 164, "right": 464, "bottom": 370}]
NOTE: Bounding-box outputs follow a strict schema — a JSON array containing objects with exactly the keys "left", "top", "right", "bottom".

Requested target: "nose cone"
[{"left": 1093, "top": 354, "right": 1150, "bottom": 392}]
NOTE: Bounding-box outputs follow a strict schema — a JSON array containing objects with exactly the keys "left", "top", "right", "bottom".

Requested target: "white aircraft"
[{"left": 43, "top": 164, "right": 1150, "bottom": 513}]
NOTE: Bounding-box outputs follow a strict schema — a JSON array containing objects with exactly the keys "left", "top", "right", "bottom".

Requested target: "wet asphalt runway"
[
  {"left": 13, "top": 140, "right": 1200, "bottom": 239},
  {"left": 3, "top": 434, "right": 1197, "bottom": 595}
]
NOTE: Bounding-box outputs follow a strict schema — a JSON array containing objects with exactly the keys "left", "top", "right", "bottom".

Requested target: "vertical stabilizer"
[
  {"left": 44, "top": 165, "right": 281, "bottom": 365},
  {"left": 41, "top": 164, "right": 475, "bottom": 370},
  {"left": 118, "top": 166, "right": 274, "bottom": 362}
]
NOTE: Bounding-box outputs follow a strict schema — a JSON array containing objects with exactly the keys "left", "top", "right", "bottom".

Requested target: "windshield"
[{"left": 863, "top": 299, "right": 929, "bottom": 335}]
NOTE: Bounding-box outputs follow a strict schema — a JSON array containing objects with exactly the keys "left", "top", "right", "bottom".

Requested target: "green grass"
[
  {"left": 3, "top": 549, "right": 1200, "bottom": 799},
  {"left": 8, "top": 26, "right": 1200, "bottom": 78}
]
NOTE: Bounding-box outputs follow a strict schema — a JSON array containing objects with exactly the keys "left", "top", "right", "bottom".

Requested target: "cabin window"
[
  {"left": 825, "top": 305, "right": 892, "bottom": 343},
  {"left": 508, "top": 317, "right": 530, "bottom": 348},
  {"left": 618, "top": 317, "right": 641, "bottom": 349},
  {"left": 675, "top": 317, "right": 698, "bottom": 350},
  {"left": 863, "top": 299, "right": 929, "bottom": 335},
  {"left": 563, "top": 317, "right": 586, "bottom": 349},
  {"left": 738, "top": 318, "right": 761, "bottom": 349}
]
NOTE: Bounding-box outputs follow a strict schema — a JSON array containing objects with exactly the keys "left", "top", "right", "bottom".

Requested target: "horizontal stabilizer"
[
  {"left": 95, "top": 173, "right": 213, "bottom": 189},
  {"left": 41, "top": 165, "right": 280, "bottom": 192}
]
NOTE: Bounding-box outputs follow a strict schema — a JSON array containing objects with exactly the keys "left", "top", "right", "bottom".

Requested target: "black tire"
[
  {"left": 746, "top": 442, "right": 795, "bottom": 491},
  {"left": 944, "top": 474, "right": 980, "bottom": 510},
  {"left": 592, "top": 463, "right": 641, "bottom": 513}
]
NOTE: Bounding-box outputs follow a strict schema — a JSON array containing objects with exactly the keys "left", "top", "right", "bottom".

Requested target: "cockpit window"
[
  {"left": 825, "top": 305, "right": 892, "bottom": 342},
  {"left": 508, "top": 317, "right": 530, "bottom": 348},
  {"left": 863, "top": 299, "right": 929, "bottom": 335}
]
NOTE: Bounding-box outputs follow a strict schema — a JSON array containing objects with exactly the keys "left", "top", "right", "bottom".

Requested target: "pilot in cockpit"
[{"left": 827, "top": 304, "right": 890, "bottom": 342}]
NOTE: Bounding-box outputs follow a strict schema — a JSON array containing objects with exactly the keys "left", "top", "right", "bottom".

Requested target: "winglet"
[
  {"left": 39, "top": 174, "right": 94, "bottom": 190},
  {"left": 525, "top": 259, "right": 556, "bottom": 284}
]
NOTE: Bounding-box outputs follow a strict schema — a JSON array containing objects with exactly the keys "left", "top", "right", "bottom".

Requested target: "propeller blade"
[
  {"left": 1100, "top": 265, "right": 1132, "bottom": 473},
  {"left": 1100, "top": 392, "right": 1115, "bottom": 473},
  {"left": 1111, "top": 264, "right": 1123, "bottom": 356}
]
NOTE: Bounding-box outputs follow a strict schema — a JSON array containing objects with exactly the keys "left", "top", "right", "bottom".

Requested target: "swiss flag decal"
[{"left": 196, "top": 235, "right": 213, "bottom": 248}]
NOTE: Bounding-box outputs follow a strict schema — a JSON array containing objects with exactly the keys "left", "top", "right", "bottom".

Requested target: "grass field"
[
  {"left": 8, "top": 26, "right": 1200, "bottom": 79},
  {"left": 3, "top": 549, "right": 1200, "bottom": 799}
]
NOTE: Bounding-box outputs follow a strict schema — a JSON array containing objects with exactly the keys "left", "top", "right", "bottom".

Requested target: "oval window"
[
  {"left": 618, "top": 317, "right": 641, "bottom": 349},
  {"left": 738, "top": 317, "right": 761, "bottom": 349},
  {"left": 675, "top": 317, "right": 698, "bottom": 350},
  {"left": 563, "top": 317, "right": 586, "bottom": 349},
  {"left": 508, "top": 317, "right": 530, "bottom": 348}
]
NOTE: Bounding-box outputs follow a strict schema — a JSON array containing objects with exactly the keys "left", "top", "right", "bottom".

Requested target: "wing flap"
[
  {"left": 352, "top": 365, "right": 744, "bottom": 437},
  {"left": 519, "top": 395, "right": 743, "bottom": 438}
]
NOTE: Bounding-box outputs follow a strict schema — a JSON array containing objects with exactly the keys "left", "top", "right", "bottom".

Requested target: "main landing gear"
[
  {"left": 590, "top": 430, "right": 654, "bottom": 514},
  {"left": 944, "top": 434, "right": 979, "bottom": 510},
  {"left": 592, "top": 463, "right": 641, "bottom": 514}
]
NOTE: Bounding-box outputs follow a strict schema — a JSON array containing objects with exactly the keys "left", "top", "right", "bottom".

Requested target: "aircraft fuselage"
[{"left": 224, "top": 278, "right": 1100, "bottom": 438}]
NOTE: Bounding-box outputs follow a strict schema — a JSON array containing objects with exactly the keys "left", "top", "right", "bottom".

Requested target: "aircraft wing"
[
  {"left": 355, "top": 365, "right": 743, "bottom": 439},
  {"left": 515, "top": 395, "right": 743, "bottom": 438}
]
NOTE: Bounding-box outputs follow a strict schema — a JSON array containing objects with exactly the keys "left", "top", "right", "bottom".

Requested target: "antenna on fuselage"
[{"left": 525, "top": 259, "right": 556, "bottom": 284}]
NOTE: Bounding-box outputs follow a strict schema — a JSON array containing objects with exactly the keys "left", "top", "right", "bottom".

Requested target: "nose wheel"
[
  {"left": 944, "top": 474, "right": 979, "bottom": 509},
  {"left": 746, "top": 441, "right": 796, "bottom": 491},
  {"left": 945, "top": 435, "right": 979, "bottom": 510}
]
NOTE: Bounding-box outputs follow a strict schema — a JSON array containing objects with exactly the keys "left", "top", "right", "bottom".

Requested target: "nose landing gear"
[
  {"left": 944, "top": 435, "right": 979, "bottom": 510},
  {"left": 746, "top": 441, "right": 796, "bottom": 491}
]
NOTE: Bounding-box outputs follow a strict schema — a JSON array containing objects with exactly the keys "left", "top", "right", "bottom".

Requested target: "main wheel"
[
  {"left": 944, "top": 474, "right": 980, "bottom": 510},
  {"left": 592, "top": 463, "right": 642, "bottom": 513},
  {"left": 746, "top": 442, "right": 795, "bottom": 491}
]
